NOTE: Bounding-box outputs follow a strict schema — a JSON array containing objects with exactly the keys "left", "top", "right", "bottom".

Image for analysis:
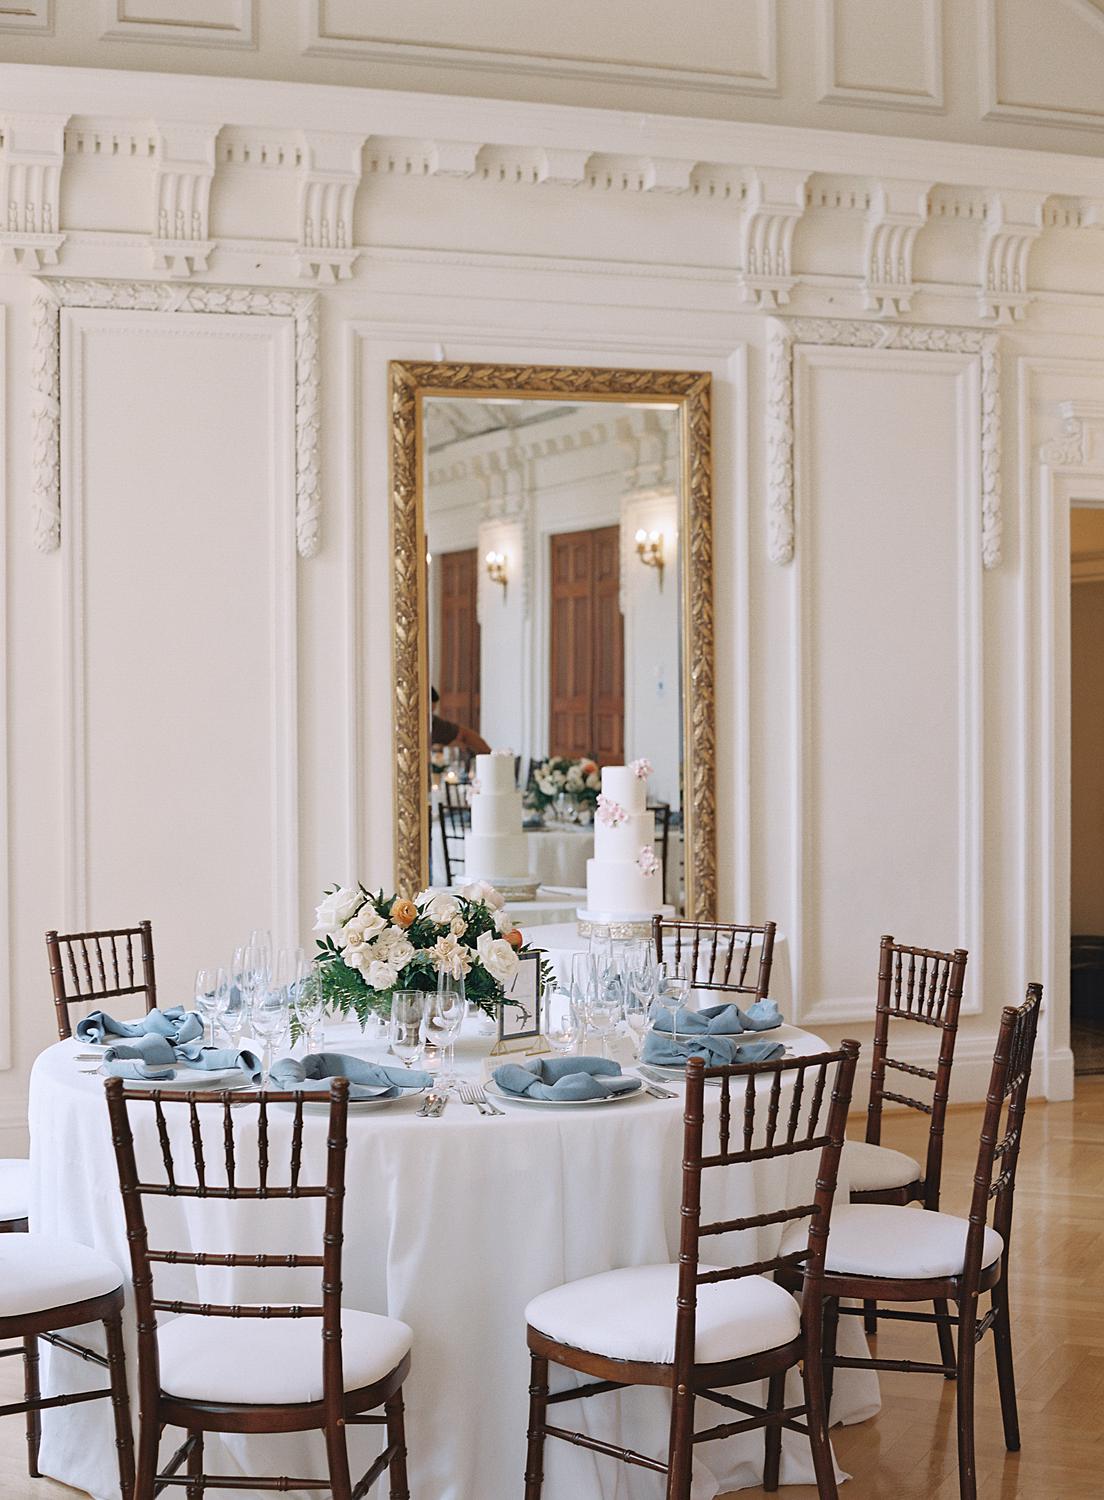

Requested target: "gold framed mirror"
[{"left": 389, "top": 360, "right": 716, "bottom": 919}]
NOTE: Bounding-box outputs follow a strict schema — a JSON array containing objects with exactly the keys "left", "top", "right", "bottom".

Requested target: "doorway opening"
[{"left": 1070, "top": 506, "right": 1104, "bottom": 1075}]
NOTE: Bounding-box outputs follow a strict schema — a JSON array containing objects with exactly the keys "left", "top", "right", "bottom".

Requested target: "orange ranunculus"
[
  {"left": 504, "top": 928, "right": 524, "bottom": 949},
  {"left": 391, "top": 898, "right": 418, "bottom": 928},
  {"left": 580, "top": 759, "right": 598, "bottom": 775}
]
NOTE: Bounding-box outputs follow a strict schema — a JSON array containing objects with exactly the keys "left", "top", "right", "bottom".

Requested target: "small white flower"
[
  {"left": 450, "top": 915, "right": 468, "bottom": 937},
  {"left": 459, "top": 879, "right": 505, "bottom": 910},
  {"left": 376, "top": 928, "right": 415, "bottom": 969},
  {"left": 314, "top": 885, "right": 363, "bottom": 935},
  {"left": 342, "top": 909, "right": 386, "bottom": 948},
  {"left": 538, "top": 776, "right": 556, "bottom": 796},
  {"left": 431, "top": 934, "right": 473, "bottom": 979},
  {"left": 637, "top": 844, "right": 661, "bottom": 877},
  {"left": 596, "top": 794, "right": 628, "bottom": 828},
  {"left": 477, "top": 929, "right": 520, "bottom": 985},
  {"left": 365, "top": 959, "right": 401, "bottom": 991},
  {"left": 630, "top": 757, "right": 653, "bottom": 780},
  {"left": 494, "top": 908, "right": 514, "bottom": 935},
  {"left": 586, "top": 772, "right": 600, "bottom": 789},
  {"left": 424, "top": 892, "right": 460, "bottom": 924}
]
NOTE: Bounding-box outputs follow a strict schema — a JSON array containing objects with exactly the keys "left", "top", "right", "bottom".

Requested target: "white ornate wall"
[{"left": 1, "top": 3, "right": 1102, "bottom": 1146}]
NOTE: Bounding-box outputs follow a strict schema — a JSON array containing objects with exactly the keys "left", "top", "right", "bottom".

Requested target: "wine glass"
[
  {"left": 622, "top": 984, "right": 651, "bottom": 1060},
  {"left": 543, "top": 982, "right": 585, "bottom": 1055},
  {"left": 422, "top": 973, "right": 466, "bottom": 1089},
  {"left": 589, "top": 932, "right": 614, "bottom": 984},
  {"left": 293, "top": 963, "right": 326, "bottom": 1054},
  {"left": 390, "top": 991, "right": 427, "bottom": 1069},
  {"left": 249, "top": 929, "right": 272, "bottom": 972},
  {"left": 587, "top": 967, "right": 623, "bottom": 1061},
  {"left": 251, "top": 975, "right": 290, "bottom": 1088},
  {"left": 656, "top": 958, "right": 692, "bottom": 1044},
  {"left": 193, "top": 967, "right": 224, "bottom": 1049}
]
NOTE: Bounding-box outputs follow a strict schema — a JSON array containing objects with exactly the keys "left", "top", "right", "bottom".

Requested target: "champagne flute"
[
  {"left": 390, "top": 991, "right": 426, "bottom": 1069},
  {"left": 622, "top": 984, "right": 650, "bottom": 1060},
  {"left": 543, "top": 982, "right": 585, "bottom": 1055},
  {"left": 252, "top": 961, "right": 291, "bottom": 1089},
  {"left": 570, "top": 951, "right": 598, "bottom": 1043}
]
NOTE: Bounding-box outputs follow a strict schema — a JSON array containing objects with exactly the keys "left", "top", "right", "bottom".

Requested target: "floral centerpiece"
[
  {"left": 312, "top": 880, "right": 536, "bottom": 1027},
  {"left": 525, "top": 756, "right": 601, "bottom": 818}
]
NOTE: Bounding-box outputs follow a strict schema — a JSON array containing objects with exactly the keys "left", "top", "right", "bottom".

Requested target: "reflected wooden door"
[
  {"left": 438, "top": 548, "right": 480, "bottom": 731},
  {"left": 549, "top": 525, "right": 623, "bottom": 763}
]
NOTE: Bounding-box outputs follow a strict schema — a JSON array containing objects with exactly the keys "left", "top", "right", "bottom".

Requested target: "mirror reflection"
[{"left": 425, "top": 395, "right": 685, "bottom": 916}]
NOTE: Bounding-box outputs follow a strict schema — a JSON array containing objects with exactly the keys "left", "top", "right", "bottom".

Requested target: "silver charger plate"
[{"left": 484, "top": 1078, "right": 644, "bottom": 1109}]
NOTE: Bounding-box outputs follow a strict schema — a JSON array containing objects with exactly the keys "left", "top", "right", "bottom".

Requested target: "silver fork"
[
  {"left": 458, "top": 1083, "right": 488, "bottom": 1116},
  {"left": 467, "top": 1082, "right": 504, "bottom": 1117}
]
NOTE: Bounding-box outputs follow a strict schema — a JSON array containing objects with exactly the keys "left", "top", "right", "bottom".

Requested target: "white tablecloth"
[
  {"left": 28, "top": 1021, "right": 877, "bottom": 1500},
  {"left": 527, "top": 825, "right": 593, "bottom": 887}
]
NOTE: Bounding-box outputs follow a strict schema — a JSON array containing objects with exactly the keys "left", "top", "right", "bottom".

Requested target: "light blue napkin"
[
  {"left": 641, "top": 1030, "right": 785, "bottom": 1068},
  {"left": 102, "top": 1035, "right": 261, "bottom": 1082},
  {"left": 76, "top": 1005, "right": 203, "bottom": 1046},
  {"left": 267, "top": 1053, "right": 432, "bottom": 1100},
  {"left": 492, "top": 1055, "right": 642, "bottom": 1102},
  {"left": 650, "top": 1000, "right": 783, "bottom": 1036}
]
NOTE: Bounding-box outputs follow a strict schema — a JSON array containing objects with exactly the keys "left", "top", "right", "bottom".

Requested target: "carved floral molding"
[
  {"left": 30, "top": 279, "right": 321, "bottom": 556},
  {"left": 767, "top": 317, "right": 1003, "bottom": 569}
]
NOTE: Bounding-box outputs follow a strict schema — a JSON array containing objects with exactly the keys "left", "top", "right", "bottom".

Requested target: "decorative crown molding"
[
  {"left": 767, "top": 317, "right": 1003, "bottom": 568},
  {"left": 0, "top": 113, "right": 67, "bottom": 271},
  {"left": 738, "top": 167, "right": 809, "bottom": 308},
  {"left": 150, "top": 122, "right": 217, "bottom": 278},
  {"left": 1039, "top": 398, "right": 1104, "bottom": 468},
  {"left": 30, "top": 279, "right": 321, "bottom": 557},
  {"left": 978, "top": 190, "right": 1047, "bottom": 324},
  {"left": 295, "top": 131, "right": 365, "bottom": 283},
  {"left": 861, "top": 179, "right": 931, "bottom": 318}
]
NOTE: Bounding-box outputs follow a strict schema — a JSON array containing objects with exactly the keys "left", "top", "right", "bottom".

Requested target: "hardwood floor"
[{"left": 2, "top": 1082, "right": 1100, "bottom": 1498}]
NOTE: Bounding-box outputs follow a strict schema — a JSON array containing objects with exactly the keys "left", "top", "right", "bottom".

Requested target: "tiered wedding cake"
[
  {"left": 583, "top": 759, "right": 662, "bottom": 918},
  {"left": 463, "top": 751, "right": 532, "bottom": 885}
]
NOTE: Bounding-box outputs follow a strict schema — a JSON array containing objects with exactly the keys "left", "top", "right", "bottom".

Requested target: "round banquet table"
[{"left": 28, "top": 1021, "right": 878, "bottom": 1500}]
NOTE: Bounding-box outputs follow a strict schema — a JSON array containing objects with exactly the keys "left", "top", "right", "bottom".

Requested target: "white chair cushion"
[
  {"left": 842, "top": 1138, "right": 922, "bottom": 1194},
  {"left": 525, "top": 1263, "right": 801, "bottom": 1366},
  {"left": 780, "top": 1204, "right": 1003, "bottom": 1281},
  {"left": 0, "top": 1158, "right": 29, "bottom": 1222},
  {"left": 0, "top": 1233, "right": 123, "bottom": 1317},
  {"left": 157, "top": 1309, "right": 413, "bottom": 1404}
]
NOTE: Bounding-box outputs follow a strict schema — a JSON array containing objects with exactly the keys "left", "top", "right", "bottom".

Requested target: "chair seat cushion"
[
  {"left": 841, "top": 1138, "right": 922, "bottom": 1194},
  {"left": 780, "top": 1204, "right": 1003, "bottom": 1281},
  {"left": 0, "top": 1158, "right": 29, "bottom": 1223},
  {"left": 525, "top": 1263, "right": 801, "bottom": 1366},
  {"left": 157, "top": 1309, "right": 413, "bottom": 1405},
  {"left": 0, "top": 1233, "right": 123, "bottom": 1316}
]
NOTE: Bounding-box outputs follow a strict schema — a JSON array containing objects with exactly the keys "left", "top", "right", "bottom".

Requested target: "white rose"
[
  {"left": 377, "top": 930, "right": 415, "bottom": 969},
  {"left": 450, "top": 915, "right": 468, "bottom": 937},
  {"left": 314, "top": 885, "right": 363, "bottom": 935},
  {"left": 365, "top": 959, "right": 400, "bottom": 991},
  {"left": 459, "top": 879, "right": 505, "bottom": 910},
  {"left": 342, "top": 909, "right": 386, "bottom": 947},
  {"left": 431, "top": 934, "right": 474, "bottom": 979},
  {"left": 537, "top": 776, "right": 556, "bottom": 796},
  {"left": 477, "top": 930, "right": 520, "bottom": 985},
  {"left": 493, "top": 909, "right": 514, "bottom": 935},
  {"left": 425, "top": 892, "right": 460, "bottom": 924},
  {"left": 342, "top": 944, "right": 369, "bottom": 973}
]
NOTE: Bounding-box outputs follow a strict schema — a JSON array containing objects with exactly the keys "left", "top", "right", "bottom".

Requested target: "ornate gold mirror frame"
[{"left": 389, "top": 360, "right": 716, "bottom": 919}]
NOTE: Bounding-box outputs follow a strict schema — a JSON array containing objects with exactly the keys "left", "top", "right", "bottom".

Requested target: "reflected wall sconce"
[
  {"left": 485, "top": 549, "right": 508, "bottom": 591},
  {"left": 634, "top": 528, "right": 665, "bottom": 587}
]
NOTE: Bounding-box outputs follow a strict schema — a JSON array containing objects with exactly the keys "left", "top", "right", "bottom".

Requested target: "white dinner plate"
[
  {"left": 122, "top": 1067, "right": 248, "bottom": 1091},
  {"left": 280, "top": 1088, "right": 428, "bottom": 1114},
  {"left": 484, "top": 1078, "right": 644, "bottom": 1109}
]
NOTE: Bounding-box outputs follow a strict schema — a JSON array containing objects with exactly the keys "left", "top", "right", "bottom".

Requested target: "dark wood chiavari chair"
[
  {"left": 646, "top": 800, "right": 672, "bottom": 902},
  {"left": 653, "top": 917, "right": 776, "bottom": 1003},
  {"left": 851, "top": 935, "right": 969, "bottom": 1348},
  {"left": 777, "top": 986, "right": 1043, "bottom": 1500},
  {"left": 523, "top": 1041, "right": 860, "bottom": 1500},
  {"left": 46, "top": 920, "right": 158, "bottom": 1042},
  {"left": 105, "top": 1076, "right": 413, "bottom": 1500},
  {"left": 438, "top": 786, "right": 472, "bottom": 886}
]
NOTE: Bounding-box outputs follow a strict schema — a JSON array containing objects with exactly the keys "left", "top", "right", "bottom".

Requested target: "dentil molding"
[
  {"left": 767, "top": 318, "right": 1003, "bottom": 569},
  {"left": 30, "top": 279, "right": 320, "bottom": 556}
]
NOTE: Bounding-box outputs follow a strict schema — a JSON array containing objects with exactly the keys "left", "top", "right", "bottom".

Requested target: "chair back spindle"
[
  {"left": 653, "top": 918, "right": 776, "bottom": 1003},
  {"left": 46, "top": 921, "right": 158, "bottom": 1041},
  {"left": 672, "top": 1043, "right": 859, "bottom": 1390},
  {"left": 866, "top": 934, "right": 968, "bottom": 1209}
]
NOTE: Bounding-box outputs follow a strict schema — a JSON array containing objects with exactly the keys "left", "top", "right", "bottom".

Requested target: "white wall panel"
[
  {"left": 816, "top": 0, "right": 944, "bottom": 111},
  {"left": 982, "top": 0, "right": 1104, "bottom": 127},
  {"left": 790, "top": 348, "right": 981, "bottom": 1025},
  {"left": 60, "top": 308, "right": 297, "bottom": 1005}
]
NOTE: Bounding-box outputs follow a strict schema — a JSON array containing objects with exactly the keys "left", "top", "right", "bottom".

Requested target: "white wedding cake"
[
  {"left": 583, "top": 760, "right": 663, "bottom": 917},
  {"left": 463, "top": 751, "right": 532, "bottom": 884}
]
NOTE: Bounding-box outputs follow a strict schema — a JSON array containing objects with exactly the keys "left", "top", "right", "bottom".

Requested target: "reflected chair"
[
  {"left": 438, "top": 794, "right": 471, "bottom": 886},
  {"left": 0, "top": 1234, "right": 134, "bottom": 1495},
  {"left": 46, "top": 920, "right": 158, "bottom": 1042},
  {"left": 105, "top": 1076, "right": 413, "bottom": 1500},
  {"left": 653, "top": 918, "right": 776, "bottom": 1004},
  {"left": 646, "top": 800, "right": 671, "bottom": 903},
  {"left": 777, "top": 987, "right": 1042, "bottom": 1500},
  {"left": 843, "top": 935, "right": 968, "bottom": 1348},
  {"left": 522, "top": 1041, "right": 860, "bottom": 1500}
]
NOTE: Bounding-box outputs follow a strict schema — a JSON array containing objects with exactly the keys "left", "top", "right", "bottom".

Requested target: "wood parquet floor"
[{"left": 1, "top": 1081, "right": 1100, "bottom": 1498}]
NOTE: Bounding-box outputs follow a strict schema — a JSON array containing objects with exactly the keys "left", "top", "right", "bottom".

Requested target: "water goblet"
[
  {"left": 251, "top": 979, "right": 290, "bottom": 1089},
  {"left": 389, "top": 991, "right": 427, "bottom": 1070},
  {"left": 587, "top": 971, "right": 623, "bottom": 1061},
  {"left": 193, "top": 967, "right": 224, "bottom": 1049},
  {"left": 543, "top": 983, "right": 585, "bottom": 1055}
]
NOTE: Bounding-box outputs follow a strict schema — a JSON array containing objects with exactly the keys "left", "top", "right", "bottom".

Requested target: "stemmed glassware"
[
  {"left": 655, "top": 958, "right": 692, "bottom": 1044},
  {"left": 543, "top": 981, "right": 585, "bottom": 1055},
  {"left": 390, "top": 991, "right": 427, "bottom": 1070},
  {"left": 422, "top": 974, "right": 466, "bottom": 1090},
  {"left": 193, "top": 967, "right": 228, "bottom": 1049},
  {"left": 293, "top": 965, "right": 326, "bottom": 1054},
  {"left": 587, "top": 968, "right": 623, "bottom": 1060},
  {"left": 251, "top": 948, "right": 295, "bottom": 1087}
]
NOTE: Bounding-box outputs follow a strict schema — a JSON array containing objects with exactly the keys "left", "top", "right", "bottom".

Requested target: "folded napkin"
[
  {"left": 76, "top": 1005, "right": 203, "bottom": 1046},
  {"left": 641, "top": 1030, "right": 785, "bottom": 1069},
  {"left": 650, "top": 999, "right": 782, "bottom": 1035},
  {"left": 267, "top": 1053, "right": 432, "bottom": 1101},
  {"left": 101, "top": 1035, "right": 261, "bottom": 1083},
  {"left": 492, "top": 1055, "right": 642, "bottom": 1102}
]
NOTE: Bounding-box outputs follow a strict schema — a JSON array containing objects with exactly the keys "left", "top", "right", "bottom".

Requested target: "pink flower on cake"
[
  {"left": 596, "top": 794, "right": 628, "bottom": 828},
  {"left": 630, "top": 757, "right": 653, "bottom": 779},
  {"left": 637, "top": 845, "right": 660, "bottom": 877}
]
